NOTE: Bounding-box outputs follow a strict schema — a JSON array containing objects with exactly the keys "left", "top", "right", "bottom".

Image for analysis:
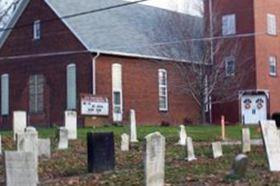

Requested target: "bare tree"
[{"left": 150, "top": 0, "right": 254, "bottom": 124}]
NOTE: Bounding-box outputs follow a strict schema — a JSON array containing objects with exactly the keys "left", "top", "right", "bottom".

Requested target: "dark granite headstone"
[{"left": 87, "top": 132, "right": 115, "bottom": 173}]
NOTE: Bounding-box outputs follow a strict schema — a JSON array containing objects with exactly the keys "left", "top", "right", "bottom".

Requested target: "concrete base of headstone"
[
  {"left": 5, "top": 151, "right": 38, "bottom": 186},
  {"left": 38, "top": 138, "right": 51, "bottom": 158},
  {"left": 58, "top": 127, "right": 68, "bottom": 149},
  {"left": 212, "top": 142, "right": 223, "bottom": 159},
  {"left": 226, "top": 154, "right": 248, "bottom": 179}
]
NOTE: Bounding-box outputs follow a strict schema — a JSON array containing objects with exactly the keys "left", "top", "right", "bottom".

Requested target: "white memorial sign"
[
  {"left": 13, "top": 111, "right": 27, "bottom": 140},
  {"left": 65, "top": 111, "right": 77, "bottom": 140},
  {"left": 260, "top": 120, "right": 280, "bottom": 171},
  {"left": 81, "top": 94, "right": 109, "bottom": 115}
]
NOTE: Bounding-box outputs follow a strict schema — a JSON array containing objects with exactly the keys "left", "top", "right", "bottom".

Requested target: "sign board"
[{"left": 81, "top": 94, "right": 109, "bottom": 116}]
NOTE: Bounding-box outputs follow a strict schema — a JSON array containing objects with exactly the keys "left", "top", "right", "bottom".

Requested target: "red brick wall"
[
  {"left": 96, "top": 56, "right": 200, "bottom": 125},
  {"left": 254, "top": 0, "right": 280, "bottom": 116}
]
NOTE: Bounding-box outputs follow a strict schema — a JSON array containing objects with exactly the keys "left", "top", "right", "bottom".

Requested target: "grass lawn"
[{"left": 1, "top": 124, "right": 278, "bottom": 186}]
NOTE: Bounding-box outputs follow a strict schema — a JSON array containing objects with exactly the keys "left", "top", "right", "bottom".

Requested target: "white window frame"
[
  {"left": 1, "top": 74, "right": 9, "bottom": 115},
  {"left": 225, "top": 56, "right": 235, "bottom": 77},
  {"left": 267, "top": 14, "right": 277, "bottom": 35},
  {"left": 269, "top": 56, "right": 277, "bottom": 76},
  {"left": 67, "top": 64, "right": 77, "bottom": 110},
  {"left": 33, "top": 20, "right": 41, "bottom": 40},
  {"left": 222, "top": 14, "right": 236, "bottom": 36},
  {"left": 158, "top": 69, "right": 168, "bottom": 111},
  {"left": 112, "top": 63, "right": 123, "bottom": 122}
]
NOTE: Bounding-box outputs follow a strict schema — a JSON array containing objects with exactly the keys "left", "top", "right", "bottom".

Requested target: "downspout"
[{"left": 92, "top": 52, "right": 100, "bottom": 95}]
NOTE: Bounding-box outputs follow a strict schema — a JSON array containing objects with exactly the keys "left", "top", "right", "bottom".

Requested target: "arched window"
[
  {"left": 112, "top": 63, "right": 122, "bottom": 122},
  {"left": 1, "top": 74, "right": 9, "bottom": 115},
  {"left": 158, "top": 69, "right": 168, "bottom": 111},
  {"left": 67, "top": 64, "right": 77, "bottom": 110}
]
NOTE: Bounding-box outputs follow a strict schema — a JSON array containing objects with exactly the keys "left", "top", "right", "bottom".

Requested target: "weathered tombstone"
[
  {"left": 58, "top": 127, "right": 68, "bottom": 149},
  {"left": 13, "top": 111, "right": 27, "bottom": 140},
  {"left": 87, "top": 132, "right": 115, "bottom": 173},
  {"left": 227, "top": 154, "right": 248, "bottom": 179},
  {"left": 64, "top": 110, "right": 77, "bottom": 140},
  {"left": 121, "top": 133, "right": 129, "bottom": 151},
  {"left": 130, "top": 109, "right": 138, "bottom": 142},
  {"left": 144, "top": 132, "right": 165, "bottom": 186},
  {"left": 212, "top": 141, "right": 223, "bottom": 159},
  {"left": 38, "top": 138, "right": 51, "bottom": 158},
  {"left": 178, "top": 125, "right": 187, "bottom": 145},
  {"left": 17, "top": 127, "right": 38, "bottom": 173},
  {"left": 260, "top": 120, "right": 280, "bottom": 171},
  {"left": 5, "top": 151, "right": 38, "bottom": 186},
  {"left": 242, "top": 128, "right": 251, "bottom": 153},
  {"left": 185, "top": 137, "right": 196, "bottom": 161}
]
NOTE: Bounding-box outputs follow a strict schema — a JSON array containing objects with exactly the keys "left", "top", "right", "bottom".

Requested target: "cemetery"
[{"left": 0, "top": 121, "right": 279, "bottom": 185}]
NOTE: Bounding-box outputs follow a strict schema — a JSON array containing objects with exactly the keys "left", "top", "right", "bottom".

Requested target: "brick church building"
[{"left": 0, "top": 0, "right": 203, "bottom": 128}]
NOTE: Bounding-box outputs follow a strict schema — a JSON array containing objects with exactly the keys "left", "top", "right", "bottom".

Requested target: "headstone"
[
  {"left": 58, "top": 127, "right": 68, "bottom": 149},
  {"left": 227, "top": 154, "right": 248, "bottom": 178},
  {"left": 64, "top": 110, "right": 77, "bottom": 140},
  {"left": 130, "top": 109, "right": 138, "bottom": 142},
  {"left": 38, "top": 138, "right": 51, "bottom": 158},
  {"left": 17, "top": 127, "right": 38, "bottom": 171},
  {"left": 212, "top": 141, "right": 223, "bottom": 159},
  {"left": 5, "top": 151, "right": 38, "bottom": 186},
  {"left": 87, "top": 132, "right": 115, "bottom": 173},
  {"left": 185, "top": 137, "right": 196, "bottom": 161},
  {"left": 13, "top": 111, "right": 27, "bottom": 140},
  {"left": 121, "top": 133, "right": 129, "bottom": 151},
  {"left": 242, "top": 128, "right": 251, "bottom": 153},
  {"left": 178, "top": 125, "right": 187, "bottom": 145},
  {"left": 144, "top": 132, "right": 165, "bottom": 186},
  {"left": 260, "top": 120, "right": 280, "bottom": 171}
]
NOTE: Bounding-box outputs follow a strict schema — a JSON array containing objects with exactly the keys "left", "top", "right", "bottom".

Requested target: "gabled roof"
[{"left": 0, "top": 0, "right": 203, "bottom": 61}]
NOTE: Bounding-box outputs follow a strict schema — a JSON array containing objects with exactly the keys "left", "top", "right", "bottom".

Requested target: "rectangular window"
[
  {"left": 158, "top": 69, "right": 168, "bottom": 111},
  {"left": 33, "top": 20, "right": 41, "bottom": 40},
  {"left": 112, "top": 63, "right": 123, "bottom": 122},
  {"left": 1, "top": 74, "right": 9, "bottom": 115},
  {"left": 269, "top": 56, "right": 277, "bottom": 76},
  {"left": 225, "top": 57, "right": 235, "bottom": 76},
  {"left": 29, "top": 74, "right": 44, "bottom": 113},
  {"left": 67, "top": 64, "right": 77, "bottom": 110},
  {"left": 222, "top": 14, "right": 236, "bottom": 36},
  {"left": 267, "top": 14, "right": 277, "bottom": 35}
]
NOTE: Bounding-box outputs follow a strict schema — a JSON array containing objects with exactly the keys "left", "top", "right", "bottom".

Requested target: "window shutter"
[
  {"left": 1, "top": 74, "right": 9, "bottom": 115},
  {"left": 67, "top": 64, "right": 77, "bottom": 110}
]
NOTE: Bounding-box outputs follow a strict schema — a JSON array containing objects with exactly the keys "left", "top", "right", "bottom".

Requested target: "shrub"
[
  {"left": 160, "top": 121, "right": 170, "bottom": 127},
  {"left": 271, "top": 113, "right": 280, "bottom": 128},
  {"left": 183, "top": 117, "right": 193, "bottom": 126}
]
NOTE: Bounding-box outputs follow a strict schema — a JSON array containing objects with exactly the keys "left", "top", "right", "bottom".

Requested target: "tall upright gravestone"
[
  {"left": 87, "top": 132, "right": 115, "bottom": 173},
  {"left": 58, "top": 127, "right": 68, "bottom": 149},
  {"left": 178, "top": 125, "right": 187, "bottom": 146},
  {"left": 144, "top": 132, "right": 165, "bottom": 186},
  {"left": 242, "top": 128, "right": 251, "bottom": 153},
  {"left": 260, "top": 120, "right": 280, "bottom": 171},
  {"left": 130, "top": 109, "right": 138, "bottom": 142},
  {"left": 64, "top": 111, "right": 77, "bottom": 140},
  {"left": 186, "top": 137, "right": 196, "bottom": 161},
  {"left": 13, "top": 111, "right": 27, "bottom": 140}
]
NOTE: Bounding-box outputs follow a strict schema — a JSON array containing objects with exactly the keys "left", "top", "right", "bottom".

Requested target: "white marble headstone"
[
  {"left": 5, "top": 151, "right": 38, "bottom": 186},
  {"left": 144, "top": 132, "right": 165, "bottom": 186},
  {"left": 242, "top": 128, "right": 251, "bottom": 153},
  {"left": 130, "top": 109, "right": 138, "bottom": 142},
  {"left": 38, "top": 138, "right": 51, "bottom": 158},
  {"left": 121, "top": 133, "right": 129, "bottom": 151},
  {"left": 260, "top": 120, "right": 280, "bottom": 171},
  {"left": 64, "top": 111, "right": 77, "bottom": 140},
  {"left": 13, "top": 111, "right": 27, "bottom": 140},
  {"left": 186, "top": 137, "right": 196, "bottom": 161},
  {"left": 178, "top": 125, "right": 187, "bottom": 146},
  {"left": 58, "top": 127, "right": 68, "bottom": 149},
  {"left": 212, "top": 141, "right": 223, "bottom": 159}
]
